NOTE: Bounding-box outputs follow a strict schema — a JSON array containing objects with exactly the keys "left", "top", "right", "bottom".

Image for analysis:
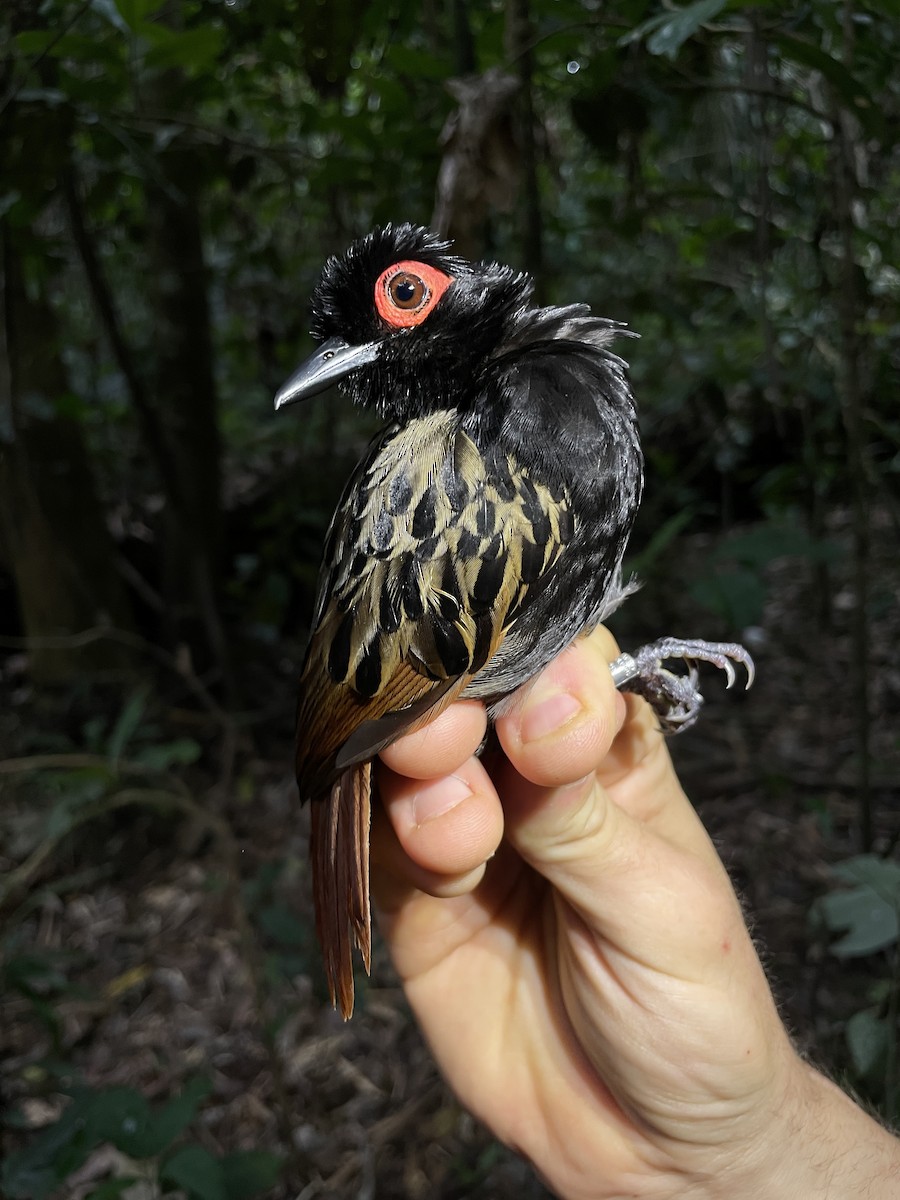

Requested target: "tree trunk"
[
  {"left": 0, "top": 227, "right": 134, "bottom": 681},
  {"left": 143, "top": 138, "right": 228, "bottom": 685}
]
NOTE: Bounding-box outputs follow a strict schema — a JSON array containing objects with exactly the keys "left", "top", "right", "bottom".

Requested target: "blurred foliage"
[
  {"left": 1, "top": 1071, "right": 282, "bottom": 1200},
  {"left": 813, "top": 854, "right": 900, "bottom": 1123},
  {"left": 1, "top": 0, "right": 899, "bottom": 1193},
  {"left": 2, "top": 0, "right": 898, "bottom": 664}
]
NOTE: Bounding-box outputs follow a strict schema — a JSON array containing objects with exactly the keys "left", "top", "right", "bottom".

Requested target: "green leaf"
[
  {"left": 2, "top": 1076, "right": 214, "bottom": 1198},
  {"left": 258, "top": 904, "right": 309, "bottom": 949},
  {"left": 772, "top": 31, "right": 878, "bottom": 132},
  {"left": 221, "top": 1150, "right": 284, "bottom": 1199},
  {"left": 2, "top": 1105, "right": 31, "bottom": 1130},
  {"left": 142, "top": 25, "right": 225, "bottom": 73},
  {"left": 136, "top": 738, "right": 201, "bottom": 770},
  {"left": 833, "top": 855, "right": 900, "bottom": 893},
  {"left": 846, "top": 1009, "right": 893, "bottom": 1078},
  {"left": 386, "top": 44, "right": 451, "bottom": 81},
  {"left": 107, "top": 687, "right": 149, "bottom": 762},
  {"left": 90, "top": 0, "right": 131, "bottom": 35},
  {"left": 44, "top": 775, "right": 109, "bottom": 839},
  {"left": 716, "top": 523, "right": 837, "bottom": 570},
  {"left": 620, "top": 0, "right": 728, "bottom": 59},
  {"left": 90, "top": 1078, "right": 211, "bottom": 1158},
  {"left": 15, "top": 31, "right": 59, "bottom": 54},
  {"left": 83, "top": 715, "right": 108, "bottom": 752},
  {"left": 87, "top": 1088, "right": 154, "bottom": 1156},
  {"left": 143, "top": 1076, "right": 212, "bottom": 1154},
  {"left": 113, "top": 0, "right": 165, "bottom": 32},
  {"left": 14, "top": 87, "right": 67, "bottom": 106},
  {"left": 3, "top": 951, "right": 72, "bottom": 998},
  {"left": 85, "top": 1178, "right": 140, "bottom": 1200},
  {"left": 0, "top": 1096, "right": 99, "bottom": 1200},
  {"left": 161, "top": 1144, "right": 226, "bottom": 1200},
  {"left": 626, "top": 506, "right": 696, "bottom": 574},
  {"left": 817, "top": 883, "right": 899, "bottom": 958},
  {"left": 689, "top": 566, "right": 766, "bottom": 628}
]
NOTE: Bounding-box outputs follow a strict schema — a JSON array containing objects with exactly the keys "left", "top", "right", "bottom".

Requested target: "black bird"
[{"left": 276, "top": 224, "right": 753, "bottom": 1017}]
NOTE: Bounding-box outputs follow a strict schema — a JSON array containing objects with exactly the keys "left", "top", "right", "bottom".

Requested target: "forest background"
[{"left": 1, "top": 0, "right": 898, "bottom": 1197}]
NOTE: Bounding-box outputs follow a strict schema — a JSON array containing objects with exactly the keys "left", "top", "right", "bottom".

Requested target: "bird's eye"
[
  {"left": 374, "top": 260, "right": 453, "bottom": 329},
  {"left": 388, "top": 271, "right": 427, "bottom": 310}
]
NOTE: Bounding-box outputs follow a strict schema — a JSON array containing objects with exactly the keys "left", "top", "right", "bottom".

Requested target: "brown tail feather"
[{"left": 310, "top": 761, "right": 372, "bottom": 1018}]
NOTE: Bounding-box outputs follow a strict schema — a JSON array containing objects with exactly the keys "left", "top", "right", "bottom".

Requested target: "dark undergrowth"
[{"left": 1, "top": 513, "right": 898, "bottom": 1199}]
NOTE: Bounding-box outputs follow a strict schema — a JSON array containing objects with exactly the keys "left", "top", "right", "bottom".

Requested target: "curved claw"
[
  {"left": 743, "top": 655, "right": 756, "bottom": 689},
  {"left": 613, "top": 636, "right": 755, "bottom": 736}
]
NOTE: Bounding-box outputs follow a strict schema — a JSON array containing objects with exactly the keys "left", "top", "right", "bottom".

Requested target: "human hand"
[{"left": 371, "top": 626, "right": 898, "bottom": 1200}]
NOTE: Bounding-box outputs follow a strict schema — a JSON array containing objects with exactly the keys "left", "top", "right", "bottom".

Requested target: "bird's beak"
[{"left": 274, "top": 336, "right": 380, "bottom": 409}]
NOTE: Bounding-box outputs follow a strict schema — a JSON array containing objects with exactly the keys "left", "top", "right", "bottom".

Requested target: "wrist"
[{"left": 714, "top": 1058, "right": 899, "bottom": 1200}]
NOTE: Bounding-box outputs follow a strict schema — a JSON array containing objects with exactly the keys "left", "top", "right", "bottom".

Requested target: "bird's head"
[{"left": 275, "top": 224, "right": 532, "bottom": 419}]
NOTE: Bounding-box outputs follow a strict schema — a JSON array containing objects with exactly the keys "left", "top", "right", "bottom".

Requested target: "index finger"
[{"left": 378, "top": 700, "right": 487, "bottom": 780}]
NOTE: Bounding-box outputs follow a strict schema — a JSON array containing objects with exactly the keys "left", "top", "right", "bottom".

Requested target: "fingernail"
[
  {"left": 520, "top": 690, "right": 581, "bottom": 744},
  {"left": 411, "top": 775, "right": 471, "bottom": 827}
]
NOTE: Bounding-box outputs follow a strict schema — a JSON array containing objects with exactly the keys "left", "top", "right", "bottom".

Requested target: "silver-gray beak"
[{"left": 274, "top": 336, "right": 379, "bottom": 409}]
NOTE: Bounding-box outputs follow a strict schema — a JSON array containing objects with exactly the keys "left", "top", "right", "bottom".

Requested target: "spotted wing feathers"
[{"left": 295, "top": 411, "right": 573, "bottom": 799}]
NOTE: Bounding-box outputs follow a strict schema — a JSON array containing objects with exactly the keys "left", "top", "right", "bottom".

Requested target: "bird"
[{"left": 276, "top": 223, "right": 753, "bottom": 1018}]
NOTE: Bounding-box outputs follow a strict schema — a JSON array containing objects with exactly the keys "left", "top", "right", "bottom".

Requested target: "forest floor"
[{"left": 1, "top": 514, "right": 898, "bottom": 1200}]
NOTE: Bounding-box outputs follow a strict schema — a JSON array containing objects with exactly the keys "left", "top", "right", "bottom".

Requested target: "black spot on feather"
[
  {"left": 472, "top": 556, "right": 505, "bottom": 611},
  {"left": 371, "top": 509, "right": 395, "bottom": 556},
  {"left": 456, "top": 528, "right": 481, "bottom": 559},
  {"left": 354, "top": 640, "right": 382, "bottom": 698},
  {"left": 388, "top": 470, "right": 414, "bottom": 515},
  {"left": 519, "top": 477, "right": 550, "bottom": 545},
  {"left": 441, "top": 449, "right": 469, "bottom": 512},
  {"left": 470, "top": 617, "right": 494, "bottom": 672},
  {"left": 415, "top": 534, "right": 439, "bottom": 561},
  {"left": 437, "top": 560, "right": 462, "bottom": 619},
  {"left": 412, "top": 487, "right": 437, "bottom": 538},
  {"left": 379, "top": 586, "right": 402, "bottom": 634},
  {"left": 475, "top": 498, "right": 495, "bottom": 537},
  {"left": 327, "top": 611, "right": 354, "bottom": 682},
  {"left": 488, "top": 449, "right": 517, "bottom": 502},
  {"left": 482, "top": 531, "right": 503, "bottom": 560},
  {"left": 432, "top": 619, "right": 471, "bottom": 676},
  {"left": 519, "top": 538, "right": 545, "bottom": 583},
  {"left": 398, "top": 555, "right": 424, "bottom": 619}
]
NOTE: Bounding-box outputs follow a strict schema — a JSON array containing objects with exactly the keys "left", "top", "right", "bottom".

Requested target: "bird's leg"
[{"left": 610, "top": 637, "right": 755, "bottom": 734}]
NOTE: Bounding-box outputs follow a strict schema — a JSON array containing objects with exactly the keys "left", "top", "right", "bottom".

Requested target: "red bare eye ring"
[{"left": 374, "top": 260, "right": 453, "bottom": 328}]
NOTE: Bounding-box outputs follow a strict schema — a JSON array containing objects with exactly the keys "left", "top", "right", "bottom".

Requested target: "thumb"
[{"left": 493, "top": 629, "right": 737, "bottom": 980}]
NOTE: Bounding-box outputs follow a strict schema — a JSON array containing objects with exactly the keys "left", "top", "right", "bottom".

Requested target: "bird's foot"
[{"left": 609, "top": 637, "right": 755, "bottom": 734}]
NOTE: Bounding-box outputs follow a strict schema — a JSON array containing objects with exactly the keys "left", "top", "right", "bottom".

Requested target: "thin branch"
[
  {"left": 669, "top": 79, "right": 833, "bottom": 127},
  {"left": 0, "top": 787, "right": 200, "bottom": 910},
  {"left": 0, "top": 0, "right": 93, "bottom": 118},
  {"left": 62, "top": 162, "right": 186, "bottom": 517},
  {"left": 104, "top": 109, "right": 310, "bottom": 165},
  {"left": 0, "top": 752, "right": 191, "bottom": 781},
  {"left": 0, "top": 625, "right": 234, "bottom": 727}
]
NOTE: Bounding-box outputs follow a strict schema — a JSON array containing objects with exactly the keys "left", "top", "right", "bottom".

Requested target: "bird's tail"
[{"left": 310, "top": 761, "right": 372, "bottom": 1018}]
